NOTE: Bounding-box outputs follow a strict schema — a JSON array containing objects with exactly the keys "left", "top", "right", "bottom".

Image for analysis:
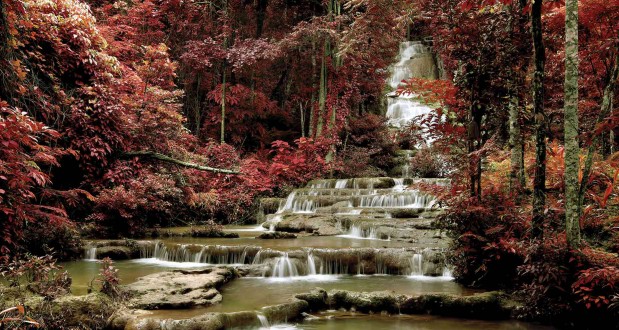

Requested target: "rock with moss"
[
  {"left": 124, "top": 267, "right": 237, "bottom": 310},
  {"left": 257, "top": 232, "right": 297, "bottom": 239},
  {"left": 295, "top": 288, "right": 328, "bottom": 311},
  {"left": 1, "top": 290, "right": 115, "bottom": 330}
]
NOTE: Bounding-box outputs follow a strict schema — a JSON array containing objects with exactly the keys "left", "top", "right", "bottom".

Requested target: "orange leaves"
[{"left": 0, "top": 305, "right": 40, "bottom": 328}]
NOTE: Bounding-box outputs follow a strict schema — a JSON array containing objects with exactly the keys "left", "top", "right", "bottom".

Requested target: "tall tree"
[
  {"left": 531, "top": 0, "right": 547, "bottom": 238},
  {"left": 564, "top": 0, "right": 580, "bottom": 248}
]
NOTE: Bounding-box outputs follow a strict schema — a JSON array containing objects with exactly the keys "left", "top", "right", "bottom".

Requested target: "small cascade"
[
  {"left": 335, "top": 209, "right": 362, "bottom": 216},
  {"left": 140, "top": 242, "right": 258, "bottom": 265},
  {"left": 386, "top": 41, "right": 436, "bottom": 129},
  {"left": 306, "top": 252, "right": 317, "bottom": 275},
  {"left": 358, "top": 192, "right": 434, "bottom": 208},
  {"left": 389, "top": 41, "right": 436, "bottom": 89},
  {"left": 393, "top": 178, "right": 406, "bottom": 192},
  {"left": 337, "top": 223, "right": 385, "bottom": 241},
  {"left": 277, "top": 192, "right": 297, "bottom": 213},
  {"left": 335, "top": 179, "right": 348, "bottom": 188},
  {"left": 276, "top": 191, "right": 316, "bottom": 214},
  {"left": 271, "top": 253, "right": 300, "bottom": 277},
  {"left": 401, "top": 150, "right": 414, "bottom": 178},
  {"left": 409, "top": 254, "right": 423, "bottom": 276},
  {"left": 256, "top": 313, "right": 270, "bottom": 328},
  {"left": 348, "top": 225, "right": 378, "bottom": 240},
  {"left": 84, "top": 246, "right": 97, "bottom": 260}
]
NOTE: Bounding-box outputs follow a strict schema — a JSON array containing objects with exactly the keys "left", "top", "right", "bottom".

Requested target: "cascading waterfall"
[
  {"left": 140, "top": 242, "right": 258, "bottom": 265},
  {"left": 358, "top": 192, "right": 434, "bottom": 208},
  {"left": 410, "top": 254, "right": 423, "bottom": 276},
  {"left": 307, "top": 252, "right": 317, "bottom": 275},
  {"left": 256, "top": 313, "right": 270, "bottom": 328},
  {"left": 335, "top": 179, "right": 348, "bottom": 188},
  {"left": 93, "top": 240, "right": 449, "bottom": 278},
  {"left": 271, "top": 253, "right": 300, "bottom": 277},
  {"left": 84, "top": 247, "right": 97, "bottom": 260},
  {"left": 386, "top": 41, "right": 435, "bottom": 130},
  {"left": 348, "top": 225, "right": 378, "bottom": 240},
  {"left": 389, "top": 42, "right": 437, "bottom": 89},
  {"left": 401, "top": 151, "right": 413, "bottom": 178},
  {"left": 336, "top": 222, "right": 385, "bottom": 241}
]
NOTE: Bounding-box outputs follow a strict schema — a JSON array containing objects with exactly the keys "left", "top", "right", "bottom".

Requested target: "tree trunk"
[
  {"left": 509, "top": 92, "right": 524, "bottom": 192},
  {"left": 255, "top": 0, "right": 268, "bottom": 38},
  {"left": 220, "top": 63, "right": 226, "bottom": 144},
  {"left": 309, "top": 40, "right": 317, "bottom": 138},
  {"left": 531, "top": 0, "right": 547, "bottom": 238},
  {"left": 564, "top": 0, "right": 580, "bottom": 248},
  {"left": 315, "top": 40, "right": 329, "bottom": 137}
]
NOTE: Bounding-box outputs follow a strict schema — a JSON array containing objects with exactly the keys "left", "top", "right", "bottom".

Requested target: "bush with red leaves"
[
  {"left": 337, "top": 114, "right": 398, "bottom": 177},
  {"left": 438, "top": 186, "right": 527, "bottom": 288}
]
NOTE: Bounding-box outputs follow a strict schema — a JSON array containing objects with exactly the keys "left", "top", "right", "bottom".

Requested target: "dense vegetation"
[{"left": 1, "top": 0, "right": 618, "bottom": 328}]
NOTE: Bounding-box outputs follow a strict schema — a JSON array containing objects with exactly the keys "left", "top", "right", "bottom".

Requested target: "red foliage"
[
  {"left": 573, "top": 266, "right": 619, "bottom": 310},
  {"left": 0, "top": 101, "right": 72, "bottom": 255},
  {"left": 269, "top": 138, "right": 332, "bottom": 188},
  {"left": 438, "top": 185, "right": 528, "bottom": 288}
]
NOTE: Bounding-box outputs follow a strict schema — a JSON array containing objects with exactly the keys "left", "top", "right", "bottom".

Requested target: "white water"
[
  {"left": 410, "top": 254, "right": 423, "bottom": 276},
  {"left": 257, "top": 313, "right": 270, "bottom": 329},
  {"left": 358, "top": 192, "right": 433, "bottom": 208},
  {"left": 271, "top": 253, "right": 299, "bottom": 277},
  {"left": 335, "top": 179, "right": 348, "bottom": 188},
  {"left": 140, "top": 242, "right": 255, "bottom": 265},
  {"left": 84, "top": 247, "right": 97, "bottom": 261},
  {"left": 387, "top": 41, "right": 435, "bottom": 129},
  {"left": 389, "top": 42, "right": 433, "bottom": 89}
]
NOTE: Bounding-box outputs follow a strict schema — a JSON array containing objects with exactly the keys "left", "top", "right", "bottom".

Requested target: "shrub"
[
  {"left": 409, "top": 147, "right": 450, "bottom": 178},
  {"left": 89, "top": 171, "right": 184, "bottom": 237},
  {"left": 337, "top": 114, "right": 398, "bottom": 177},
  {"left": 0, "top": 255, "right": 71, "bottom": 299},
  {"left": 21, "top": 221, "right": 83, "bottom": 261},
  {"left": 97, "top": 257, "right": 123, "bottom": 299},
  {"left": 438, "top": 186, "right": 527, "bottom": 288},
  {"left": 573, "top": 266, "right": 619, "bottom": 310}
]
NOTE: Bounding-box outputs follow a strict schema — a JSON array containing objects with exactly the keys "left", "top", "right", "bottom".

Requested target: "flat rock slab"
[{"left": 125, "top": 267, "right": 236, "bottom": 310}]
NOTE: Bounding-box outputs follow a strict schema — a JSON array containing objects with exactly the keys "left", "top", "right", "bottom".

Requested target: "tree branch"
[{"left": 125, "top": 151, "right": 240, "bottom": 174}]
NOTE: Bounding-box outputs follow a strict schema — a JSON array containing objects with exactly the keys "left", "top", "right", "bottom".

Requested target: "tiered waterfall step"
[{"left": 259, "top": 177, "right": 446, "bottom": 241}]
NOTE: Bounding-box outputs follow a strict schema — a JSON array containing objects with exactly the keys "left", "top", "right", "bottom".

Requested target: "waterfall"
[
  {"left": 276, "top": 192, "right": 316, "bottom": 214},
  {"left": 256, "top": 313, "right": 270, "bottom": 328},
  {"left": 386, "top": 41, "right": 435, "bottom": 129},
  {"left": 335, "top": 179, "right": 348, "bottom": 188},
  {"left": 140, "top": 242, "right": 257, "bottom": 265},
  {"left": 358, "top": 192, "right": 434, "bottom": 208},
  {"left": 348, "top": 225, "right": 378, "bottom": 240},
  {"left": 307, "top": 252, "right": 317, "bottom": 275},
  {"left": 401, "top": 150, "right": 413, "bottom": 178},
  {"left": 84, "top": 247, "right": 97, "bottom": 260},
  {"left": 271, "top": 253, "right": 300, "bottom": 277},
  {"left": 277, "top": 192, "right": 297, "bottom": 213},
  {"left": 410, "top": 254, "right": 423, "bottom": 276}
]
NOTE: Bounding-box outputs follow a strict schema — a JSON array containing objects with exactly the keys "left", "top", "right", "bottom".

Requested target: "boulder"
[
  {"left": 257, "top": 232, "right": 297, "bottom": 239},
  {"left": 96, "top": 246, "right": 134, "bottom": 260},
  {"left": 125, "top": 267, "right": 236, "bottom": 310}
]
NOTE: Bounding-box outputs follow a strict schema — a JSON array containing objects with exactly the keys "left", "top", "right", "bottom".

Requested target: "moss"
[
  {"left": 261, "top": 299, "right": 309, "bottom": 324},
  {"left": 4, "top": 293, "right": 117, "bottom": 329},
  {"left": 96, "top": 246, "right": 134, "bottom": 260},
  {"left": 295, "top": 288, "right": 328, "bottom": 311}
]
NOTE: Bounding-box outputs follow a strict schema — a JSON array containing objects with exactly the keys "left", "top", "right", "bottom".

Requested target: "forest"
[{"left": 0, "top": 0, "right": 618, "bottom": 329}]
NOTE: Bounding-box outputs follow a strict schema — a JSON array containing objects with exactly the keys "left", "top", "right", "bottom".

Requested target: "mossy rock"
[
  {"left": 96, "top": 246, "right": 135, "bottom": 260},
  {"left": 257, "top": 232, "right": 297, "bottom": 239},
  {"left": 6, "top": 293, "right": 116, "bottom": 329}
]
